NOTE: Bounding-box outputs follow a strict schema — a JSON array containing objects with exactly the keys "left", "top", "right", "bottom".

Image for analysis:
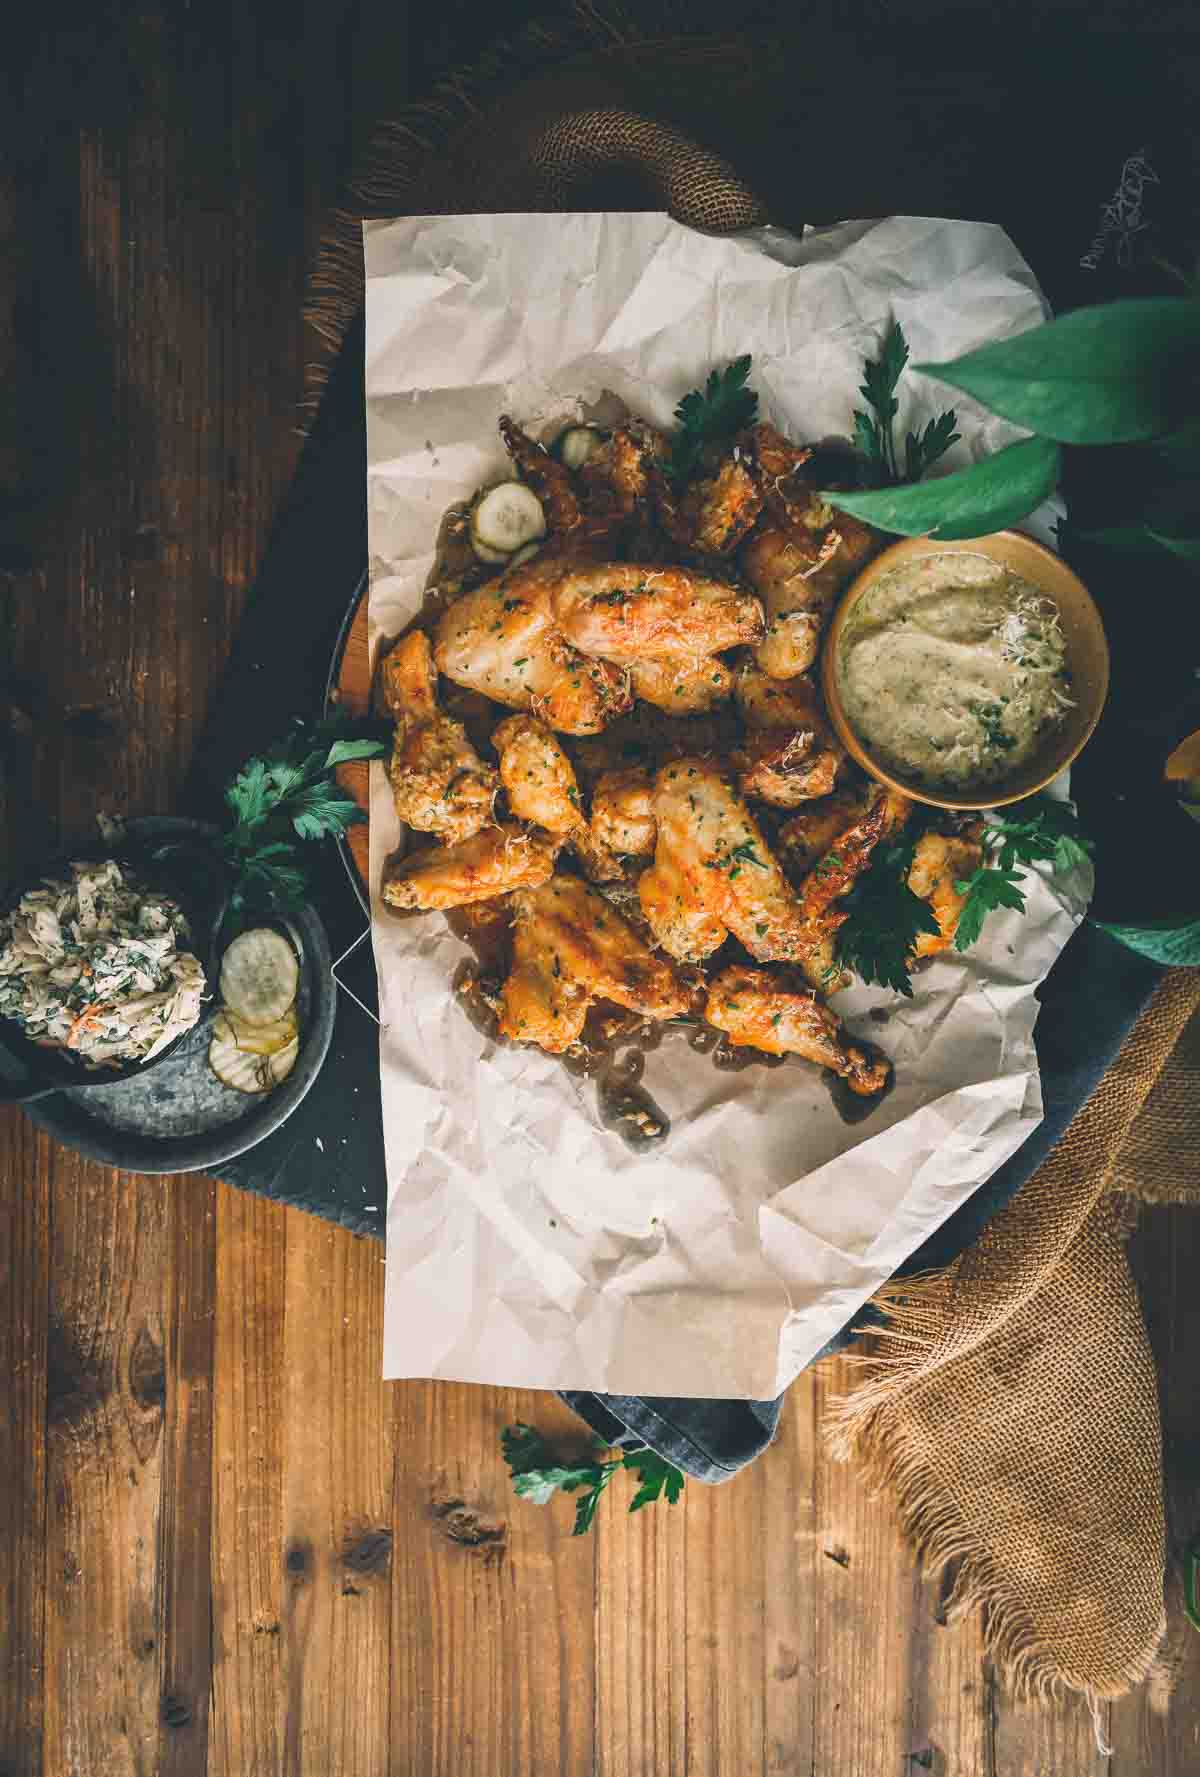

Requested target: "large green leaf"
[
  {"left": 1094, "top": 917, "right": 1200, "bottom": 966},
  {"left": 915, "top": 299, "right": 1200, "bottom": 445},
  {"left": 820, "top": 436, "right": 1060, "bottom": 541}
]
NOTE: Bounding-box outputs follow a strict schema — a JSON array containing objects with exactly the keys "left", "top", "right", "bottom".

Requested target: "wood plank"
[
  {"left": 278, "top": 1215, "right": 393, "bottom": 1776},
  {"left": 42, "top": 1160, "right": 170, "bottom": 1776},
  {"left": 0, "top": 1117, "right": 51, "bottom": 1777},
  {"left": 389, "top": 1383, "right": 596, "bottom": 1777},
  {"left": 209, "top": 1185, "right": 287, "bottom": 1777},
  {"left": 157, "top": 1175, "right": 217, "bottom": 1775},
  {"left": 1109, "top": 1204, "right": 1200, "bottom": 1777},
  {"left": 810, "top": 1355, "right": 924, "bottom": 1777},
  {"left": 991, "top": 1688, "right": 1107, "bottom": 1776},
  {"left": 907, "top": 1573, "right": 993, "bottom": 1777},
  {"left": 594, "top": 1415, "right": 690, "bottom": 1777}
]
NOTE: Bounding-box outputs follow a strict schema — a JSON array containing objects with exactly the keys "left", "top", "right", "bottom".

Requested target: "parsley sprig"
[
  {"left": 502, "top": 1423, "right": 684, "bottom": 1536},
  {"left": 954, "top": 796, "right": 1094, "bottom": 950},
  {"left": 667, "top": 355, "right": 759, "bottom": 489},
  {"left": 835, "top": 836, "right": 941, "bottom": 997},
  {"left": 159, "top": 716, "right": 388, "bottom": 928},
  {"left": 836, "top": 796, "right": 1092, "bottom": 994},
  {"left": 218, "top": 718, "right": 387, "bottom": 919},
  {"left": 854, "top": 319, "right": 960, "bottom": 487}
]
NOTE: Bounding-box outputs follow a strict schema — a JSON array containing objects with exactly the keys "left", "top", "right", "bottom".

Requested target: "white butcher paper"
[{"left": 365, "top": 211, "right": 1090, "bottom": 1399}]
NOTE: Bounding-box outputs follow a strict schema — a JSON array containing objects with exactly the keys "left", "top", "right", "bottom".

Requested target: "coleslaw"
[{"left": 0, "top": 860, "right": 205, "bottom": 1068}]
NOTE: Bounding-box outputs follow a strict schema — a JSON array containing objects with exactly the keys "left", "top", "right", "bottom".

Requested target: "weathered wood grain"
[
  {"left": 278, "top": 1215, "right": 393, "bottom": 1776},
  {"left": 158, "top": 1177, "right": 217, "bottom": 1775},
  {"left": 389, "top": 1383, "right": 597, "bottom": 1777},
  {"left": 41, "top": 1161, "right": 170, "bottom": 1776},
  {"left": 1109, "top": 1205, "right": 1200, "bottom": 1777},
  {"left": 0, "top": 1119, "right": 50, "bottom": 1777},
  {"left": 209, "top": 1186, "right": 287, "bottom": 1777}
]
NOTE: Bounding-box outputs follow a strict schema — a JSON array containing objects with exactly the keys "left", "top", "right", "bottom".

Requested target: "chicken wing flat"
[
  {"left": 382, "top": 823, "right": 561, "bottom": 912},
  {"left": 434, "top": 563, "right": 631, "bottom": 735},
  {"left": 492, "top": 714, "right": 584, "bottom": 835},
  {"left": 630, "top": 654, "right": 734, "bottom": 715},
  {"left": 775, "top": 788, "right": 872, "bottom": 880},
  {"left": 731, "top": 666, "right": 843, "bottom": 807},
  {"left": 705, "top": 965, "right": 891, "bottom": 1097},
  {"left": 589, "top": 768, "right": 657, "bottom": 857},
  {"left": 637, "top": 759, "right": 812, "bottom": 964},
  {"left": 907, "top": 831, "right": 983, "bottom": 957},
  {"left": 735, "top": 734, "right": 842, "bottom": 806},
  {"left": 793, "top": 786, "right": 913, "bottom": 931},
  {"left": 549, "top": 562, "right": 764, "bottom": 661},
  {"left": 499, "top": 874, "right": 689, "bottom": 1052},
  {"left": 380, "top": 631, "right": 499, "bottom": 843}
]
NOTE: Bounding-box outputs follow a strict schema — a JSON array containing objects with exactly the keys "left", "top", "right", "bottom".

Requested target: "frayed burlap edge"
[{"left": 825, "top": 969, "right": 1200, "bottom": 1708}]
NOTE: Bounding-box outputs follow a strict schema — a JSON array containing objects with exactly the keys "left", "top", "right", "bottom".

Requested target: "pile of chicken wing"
[{"left": 379, "top": 410, "right": 982, "bottom": 1102}]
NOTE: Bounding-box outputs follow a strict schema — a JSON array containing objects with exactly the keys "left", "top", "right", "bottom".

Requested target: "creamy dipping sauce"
[{"left": 837, "top": 551, "right": 1073, "bottom": 792}]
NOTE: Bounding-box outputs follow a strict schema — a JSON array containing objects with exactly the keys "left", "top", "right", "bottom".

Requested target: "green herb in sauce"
[{"left": 837, "top": 551, "right": 1073, "bottom": 791}]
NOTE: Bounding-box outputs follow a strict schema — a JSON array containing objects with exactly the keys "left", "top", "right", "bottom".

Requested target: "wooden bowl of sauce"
[{"left": 821, "top": 531, "right": 1110, "bottom": 811}]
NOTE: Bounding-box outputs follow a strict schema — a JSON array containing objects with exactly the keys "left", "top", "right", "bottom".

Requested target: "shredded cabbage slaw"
[{"left": 0, "top": 860, "right": 205, "bottom": 1068}]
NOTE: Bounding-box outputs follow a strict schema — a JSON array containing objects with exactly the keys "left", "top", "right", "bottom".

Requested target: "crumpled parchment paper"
[{"left": 365, "top": 211, "right": 1089, "bottom": 1398}]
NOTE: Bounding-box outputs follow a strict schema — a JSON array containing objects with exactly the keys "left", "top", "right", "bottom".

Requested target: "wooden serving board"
[{"left": 332, "top": 591, "right": 373, "bottom": 887}]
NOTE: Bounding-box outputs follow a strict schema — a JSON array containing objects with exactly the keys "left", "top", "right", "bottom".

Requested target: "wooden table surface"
[{"left": 3, "top": 8, "right": 1200, "bottom": 1774}]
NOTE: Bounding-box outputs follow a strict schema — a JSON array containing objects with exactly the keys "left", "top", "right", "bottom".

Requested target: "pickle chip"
[
  {"left": 209, "top": 1014, "right": 272, "bottom": 1094},
  {"left": 219, "top": 1005, "right": 299, "bottom": 1056},
  {"left": 219, "top": 927, "right": 299, "bottom": 1025},
  {"left": 266, "top": 1035, "right": 300, "bottom": 1086}
]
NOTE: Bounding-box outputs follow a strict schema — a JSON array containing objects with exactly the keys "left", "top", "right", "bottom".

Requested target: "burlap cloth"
[{"left": 306, "top": 6, "right": 1200, "bottom": 1708}]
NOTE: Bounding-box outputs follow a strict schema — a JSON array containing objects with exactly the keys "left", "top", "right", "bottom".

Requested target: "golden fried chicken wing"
[
  {"left": 492, "top": 714, "right": 584, "bottom": 835},
  {"left": 907, "top": 831, "right": 983, "bottom": 957},
  {"left": 549, "top": 562, "right": 764, "bottom": 661},
  {"left": 589, "top": 769, "right": 657, "bottom": 857},
  {"left": 776, "top": 785, "right": 913, "bottom": 990},
  {"left": 491, "top": 713, "right": 622, "bottom": 881},
  {"left": 794, "top": 786, "right": 913, "bottom": 930},
  {"left": 652, "top": 443, "right": 764, "bottom": 555},
  {"left": 734, "top": 664, "right": 826, "bottom": 732},
  {"left": 749, "top": 422, "right": 814, "bottom": 485},
  {"left": 735, "top": 734, "right": 842, "bottom": 806},
  {"left": 580, "top": 424, "right": 657, "bottom": 517},
  {"left": 630, "top": 654, "right": 735, "bottom": 715},
  {"left": 381, "top": 824, "right": 561, "bottom": 912},
  {"left": 705, "top": 965, "right": 891, "bottom": 1096},
  {"left": 731, "top": 665, "right": 844, "bottom": 806},
  {"left": 500, "top": 417, "right": 661, "bottom": 557},
  {"left": 499, "top": 414, "right": 582, "bottom": 535},
  {"left": 499, "top": 874, "right": 689, "bottom": 1052},
  {"left": 775, "top": 789, "right": 872, "bottom": 879},
  {"left": 740, "top": 434, "right": 881, "bottom": 679},
  {"left": 380, "top": 631, "right": 499, "bottom": 843},
  {"left": 434, "top": 563, "right": 631, "bottom": 735},
  {"left": 637, "top": 759, "right": 812, "bottom": 964}
]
